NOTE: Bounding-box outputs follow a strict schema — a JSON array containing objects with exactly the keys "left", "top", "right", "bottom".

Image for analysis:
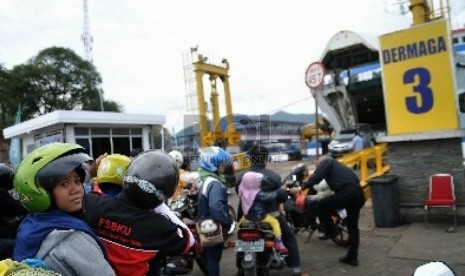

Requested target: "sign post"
[{"left": 305, "top": 62, "right": 326, "bottom": 159}]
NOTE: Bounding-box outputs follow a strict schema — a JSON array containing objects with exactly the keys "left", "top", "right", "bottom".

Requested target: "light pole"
[
  {"left": 314, "top": 96, "right": 319, "bottom": 158},
  {"left": 305, "top": 61, "right": 326, "bottom": 159},
  {"left": 98, "top": 90, "right": 104, "bottom": 112}
]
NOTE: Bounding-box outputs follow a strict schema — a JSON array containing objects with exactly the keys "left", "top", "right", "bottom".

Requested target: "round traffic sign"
[{"left": 305, "top": 62, "right": 326, "bottom": 89}]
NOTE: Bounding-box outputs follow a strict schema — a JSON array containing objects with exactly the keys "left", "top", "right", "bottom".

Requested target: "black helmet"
[
  {"left": 0, "top": 163, "right": 15, "bottom": 190},
  {"left": 291, "top": 163, "right": 307, "bottom": 183},
  {"left": 123, "top": 150, "right": 178, "bottom": 209},
  {"left": 247, "top": 144, "right": 269, "bottom": 165}
]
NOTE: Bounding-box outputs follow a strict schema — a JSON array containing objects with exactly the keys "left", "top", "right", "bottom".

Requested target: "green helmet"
[
  {"left": 97, "top": 154, "right": 131, "bottom": 186},
  {"left": 14, "top": 143, "right": 92, "bottom": 212}
]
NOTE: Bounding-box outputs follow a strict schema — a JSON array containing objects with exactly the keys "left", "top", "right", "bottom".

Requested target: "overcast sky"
[{"left": 1, "top": 0, "right": 464, "bottom": 131}]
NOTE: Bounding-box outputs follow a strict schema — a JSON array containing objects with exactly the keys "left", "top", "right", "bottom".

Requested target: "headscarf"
[{"left": 238, "top": 171, "right": 263, "bottom": 215}]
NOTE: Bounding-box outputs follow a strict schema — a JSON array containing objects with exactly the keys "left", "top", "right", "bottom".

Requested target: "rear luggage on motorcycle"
[{"left": 196, "top": 219, "right": 224, "bottom": 248}]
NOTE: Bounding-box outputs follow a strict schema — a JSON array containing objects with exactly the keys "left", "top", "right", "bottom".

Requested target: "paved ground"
[{"left": 190, "top": 160, "right": 465, "bottom": 275}]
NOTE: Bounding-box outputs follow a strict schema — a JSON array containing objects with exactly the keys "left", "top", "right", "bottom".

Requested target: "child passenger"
[
  {"left": 12, "top": 143, "right": 115, "bottom": 276},
  {"left": 238, "top": 171, "right": 288, "bottom": 253}
]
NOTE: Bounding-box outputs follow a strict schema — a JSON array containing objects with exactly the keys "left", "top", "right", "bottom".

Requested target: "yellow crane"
[
  {"left": 189, "top": 52, "right": 249, "bottom": 170},
  {"left": 300, "top": 118, "right": 332, "bottom": 142},
  {"left": 192, "top": 56, "right": 241, "bottom": 148}
]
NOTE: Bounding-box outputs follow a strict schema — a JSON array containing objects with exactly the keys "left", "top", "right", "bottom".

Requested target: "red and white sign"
[{"left": 305, "top": 62, "right": 326, "bottom": 89}]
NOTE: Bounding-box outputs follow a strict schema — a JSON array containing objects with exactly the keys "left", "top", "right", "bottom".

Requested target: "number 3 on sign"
[{"left": 403, "top": 67, "right": 433, "bottom": 114}]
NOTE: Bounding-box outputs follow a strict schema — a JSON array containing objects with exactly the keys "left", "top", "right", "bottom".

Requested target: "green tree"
[
  {"left": 0, "top": 64, "right": 14, "bottom": 128},
  {"left": 4, "top": 47, "right": 122, "bottom": 123},
  {"left": 84, "top": 96, "right": 124, "bottom": 112},
  {"left": 103, "top": 100, "right": 124, "bottom": 112}
]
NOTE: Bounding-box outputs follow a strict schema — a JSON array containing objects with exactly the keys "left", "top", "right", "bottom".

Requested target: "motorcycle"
[
  {"left": 283, "top": 166, "right": 349, "bottom": 247},
  {"left": 161, "top": 180, "right": 208, "bottom": 275},
  {"left": 229, "top": 220, "right": 288, "bottom": 276},
  {"left": 161, "top": 172, "right": 237, "bottom": 275}
]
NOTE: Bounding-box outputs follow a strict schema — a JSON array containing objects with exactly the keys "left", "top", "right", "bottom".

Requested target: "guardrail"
[
  {"left": 233, "top": 144, "right": 389, "bottom": 199},
  {"left": 337, "top": 143, "right": 390, "bottom": 199}
]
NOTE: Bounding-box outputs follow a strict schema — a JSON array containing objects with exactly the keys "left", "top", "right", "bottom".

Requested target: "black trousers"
[
  {"left": 276, "top": 214, "right": 301, "bottom": 268},
  {"left": 318, "top": 185, "right": 366, "bottom": 260}
]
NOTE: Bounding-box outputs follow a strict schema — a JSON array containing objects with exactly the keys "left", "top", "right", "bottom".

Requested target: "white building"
[
  {"left": 453, "top": 28, "right": 465, "bottom": 55},
  {"left": 3, "top": 110, "right": 165, "bottom": 159}
]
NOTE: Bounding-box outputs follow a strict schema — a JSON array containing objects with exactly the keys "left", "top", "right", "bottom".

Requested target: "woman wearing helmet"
[
  {"left": 12, "top": 143, "right": 115, "bottom": 276},
  {"left": 83, "top": 149, "right": 194, "bottom": 276},
  {"left": 196, "top": 146, "right": 234, "bottom": 276},
  {"left": 92, "top": 153, "right": 131, "bottom": 197}
]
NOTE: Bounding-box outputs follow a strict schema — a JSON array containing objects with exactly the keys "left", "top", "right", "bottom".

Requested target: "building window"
[
  {"left": 75, "top": 127, "right": 143, "bottom": 158},
  {"left": 132, "top": 137, "right": 142, "bottom": 149},
  {"left": 113, "top": 137, "right": 130, "bottom": 156},
  {"left": 92, "top": 137, "right": 111, "bottom": 157},
  {"left": 75, "top": 128, "right": 90, "bottom": 135},
  {"left": 76, "top": 138, "right": 91, "bottom": 154}
]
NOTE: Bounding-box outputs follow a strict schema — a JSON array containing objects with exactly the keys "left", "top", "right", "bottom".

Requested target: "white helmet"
[
  {"left": 413, "top": 261, "right": 456, "bottom": 276},
  {"left": 168, "top": 150, "right": 183, "bottom": 166}
]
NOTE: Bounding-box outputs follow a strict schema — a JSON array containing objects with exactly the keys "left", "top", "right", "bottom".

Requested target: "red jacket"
[{"left": 84, "top": 193, "right": 191, "bottom": 276}]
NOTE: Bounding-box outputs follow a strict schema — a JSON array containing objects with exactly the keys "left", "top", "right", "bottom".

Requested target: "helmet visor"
[{"left": 37, "top": 152, "right": 93, "bottom": 192}]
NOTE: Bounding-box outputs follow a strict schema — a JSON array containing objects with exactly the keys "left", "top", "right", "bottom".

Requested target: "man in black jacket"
[
  {"left": 291, "top": 155, "right": 366, "bottom": 267},
  {"left": 84, "top": 150, "right": 194, "bottom": 275},
  {"left": 236, "top": 145, "right": 308, "bottom": 276}
]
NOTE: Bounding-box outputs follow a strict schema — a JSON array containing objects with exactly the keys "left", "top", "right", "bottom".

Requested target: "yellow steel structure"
[
  {"left": 193, "top": 58, "right": 241, "bottom": 148},
  {"left": 191, "top": 55, "right": 250, "bottom": 171},
  {"left": 300, "top": 119, "right": 332, "bottom": 142},
  {"left": 409, "top": 0, "right": 450, "bottom": 25},
  {"left": 409, "top": 0, "right": 430, "bottom": 25},
  {"left": 337, "top": 143, "right": 390, "bottom": 200}
]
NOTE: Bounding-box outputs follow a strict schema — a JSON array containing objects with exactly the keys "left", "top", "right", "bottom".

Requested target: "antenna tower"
[
  {"left": 81, "top": 0, "right": 94, "bottom": 62},
  {"left": 81, "top": 0, "right": 104, "bottom": 111}
]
